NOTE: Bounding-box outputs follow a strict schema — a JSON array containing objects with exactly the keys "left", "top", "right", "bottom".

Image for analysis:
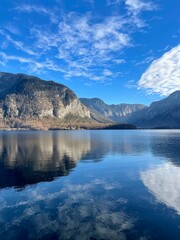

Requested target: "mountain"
[
  {"left": 0, "top": 72, "right": 95, "bottom": 129},
  {"left": 80, "top": 92, "right": 180, "bottom": 128},
  {"left": 0, "top": 72, "right": 91, "bottom": 118},
  {"left": 80, "top": 97, "right": 147, "bottom": 122},
  {"left": 129, "top": 91, "right": 180, "bottom": 128}
]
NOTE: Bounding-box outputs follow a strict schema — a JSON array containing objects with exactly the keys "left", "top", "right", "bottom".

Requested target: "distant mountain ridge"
[
  {"left": 80, "top": 97, "right": 147, "bottom": 122},
  {"left": 129, "top": 90, "right": 180, "bottom": 128},
  {"left": 81, "top": 91, "right": 180, "bottom": 128}
]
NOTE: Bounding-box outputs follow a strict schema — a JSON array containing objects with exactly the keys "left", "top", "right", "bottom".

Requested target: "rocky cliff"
[
  {"left": 80, "top": 97, "right": 147, "bottom": 122},
  {"left": 0, "top": 72, "right": 93, "bottom": 129}
]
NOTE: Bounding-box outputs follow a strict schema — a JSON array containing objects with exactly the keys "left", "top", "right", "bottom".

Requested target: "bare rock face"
[
  {"left": 80, "top": 97, "right": 147, "bottom": 122},
  {"left": 0, "top": 72, "right": 90, "bottom": 126}
]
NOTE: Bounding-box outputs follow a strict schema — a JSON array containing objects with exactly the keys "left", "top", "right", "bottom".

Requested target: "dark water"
[{"left": 0, "top": 130, "right": 180, "bottom": 240}]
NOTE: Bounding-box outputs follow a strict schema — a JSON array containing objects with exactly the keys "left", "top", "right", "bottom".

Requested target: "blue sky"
[{"left": 0, "top": 0, "right": 179, "bottom": 105}]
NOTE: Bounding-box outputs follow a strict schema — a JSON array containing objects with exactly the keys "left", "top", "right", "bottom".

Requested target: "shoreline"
[{"left": 0, "top": 127, "right": 180, "bottom": 131}]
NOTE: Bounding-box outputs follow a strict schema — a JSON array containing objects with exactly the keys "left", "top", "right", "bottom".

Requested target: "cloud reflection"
[
  {"left": 141, "top": 163, "right": 180, "bottom": 215},
  {"left": 0, "top": 177, "right": 134, "bottom": 240}
]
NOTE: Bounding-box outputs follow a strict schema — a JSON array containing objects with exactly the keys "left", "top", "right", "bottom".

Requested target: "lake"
[{"left": 0, "top": 130, "right": 180, "bottom": 240}]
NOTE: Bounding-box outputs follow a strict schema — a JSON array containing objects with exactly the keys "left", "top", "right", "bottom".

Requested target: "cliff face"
[
  {"left": 129, "top": 91, "right": 180, "bottom": 128},
  {"left": 0, "top": 72, "right": 91, "bottom": 128},
  {"left": 80, "top": 98, "right": 147, "bottom": 122}
]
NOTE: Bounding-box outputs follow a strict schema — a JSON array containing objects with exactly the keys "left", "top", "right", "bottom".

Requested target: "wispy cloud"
[
  {"left": 135, "top": 56, "right": 155, "bottom": 66},
  {"left": 4, "top": 24, "right": 21, "bottom": 35},
  {"left": 57, "top": 14, "right": 131, "bottom": 59},
  {"left": 28, "top": 13, "right": 131, "bottom": 80},
  {"left": 138, "top": 44, "right": 180, "bottom": 96},
  {"left": 0, "top": 51, "right": 66, "bottom": 75},
  {"left": 125, "top": 0, "right": 156, "bottom": 27},
  {"left": 106, "top": 0, "right": 121, "bottom": 6},
  {"left": 0, "top": 1, "right": 158, "bottom": 83},
  {"left": 125, "top": 0, "right": 155, "bottom": 14},
  {"left": 0, "top": 30, "right": 35, "bottom": 55},
  {"left": 125, "top": 80, "right": 137, "bottom": 89},
  {"left": 0, "top": 51, "right": 33, "bottom": 64},
  {"left": 15, "top": 4, "right": 58, "bottom": 23}
]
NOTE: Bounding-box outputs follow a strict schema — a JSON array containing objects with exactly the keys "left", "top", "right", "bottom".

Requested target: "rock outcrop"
[{"left": 0, "top": 72, "right": 94, "bottom": 129}]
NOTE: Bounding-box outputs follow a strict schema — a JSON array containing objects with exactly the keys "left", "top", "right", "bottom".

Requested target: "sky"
[{"left": 0, "top": 0, "right": 179, "bottom": 105}]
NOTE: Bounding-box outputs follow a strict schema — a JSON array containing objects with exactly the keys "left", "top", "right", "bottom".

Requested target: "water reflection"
[
  {"left": 141, "top": 163, "right": 180, "bottom": 215},
  {"left": 0, "top": 131, "right": 91, "bottom": 188},
  {"left": 0, "top": 130, "right": 150, "bottom": 188},
  {"left": 0, "top": 130, "right": 180, "bottom": 240},
  {"left": 0, "top": 130, "right": 179, "bottom": 189},
  {"left": 150, "top": 131, "right": 180, "bottom": 166},
  {"left": 0, "top": 178, "right": 135, "bottom": 240},
  {"left": 140, "top": 130, "right": 180, "bottom": 216}
]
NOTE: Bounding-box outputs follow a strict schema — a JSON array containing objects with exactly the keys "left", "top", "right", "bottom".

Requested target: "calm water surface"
[{"left": 0, "top": 130, "right": 180, "bottom": 240}]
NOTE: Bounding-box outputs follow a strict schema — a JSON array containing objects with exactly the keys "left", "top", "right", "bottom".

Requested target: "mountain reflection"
[
  {"left": 0, "top": 131, "right": 91, "bottom": 188},
  {"left": 150, "top": 132, "right": 180, "bottom": 166}
]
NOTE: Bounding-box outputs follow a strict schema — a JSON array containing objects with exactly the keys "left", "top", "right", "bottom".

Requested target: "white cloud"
[
  {"left": 138, "top": 45, "right": 180, "bottom": 96},
  {"left": 125, "top": 0, "right": 155, "bottom": 14},
  {"left": 113, "top": 59, "right": 126, "bottom": 64},
  {"left": 125, "top": 80, "right": 137, "bottom": 89},
  {"left": 15, "top": 4, "right": 58, "bottom": 23},
  {"left": 0, "top": 30, "right": 35, "bottom": 55},
  {"left": 103, "top": 69, "right": 113, "bottom": 76},
  {"left": 57, "top": 14, "right": 131, "bottom": 56},
  {"left": 135, "top": 56, "right": 155, "bottom": 66},
  {"left": 4, "top": 24, "right": 21, "bottom": 35},
  {"left": 125, "top": 0, "right": 156, "bottom": 28},
  {"left": 0, "top": 52, "right": 66, "bottom": 74},
  {"left": 29, "top": 59, "right": 66, "bottom": 74},
  {"left": 0, "top": 51, "right": 33, "bottom": 64},
  {"left": 106, "top": 0, "right": 121, "bottom": 6},
  {"left": 27, "top": 13, "right": 130, "bottom": 80}
]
